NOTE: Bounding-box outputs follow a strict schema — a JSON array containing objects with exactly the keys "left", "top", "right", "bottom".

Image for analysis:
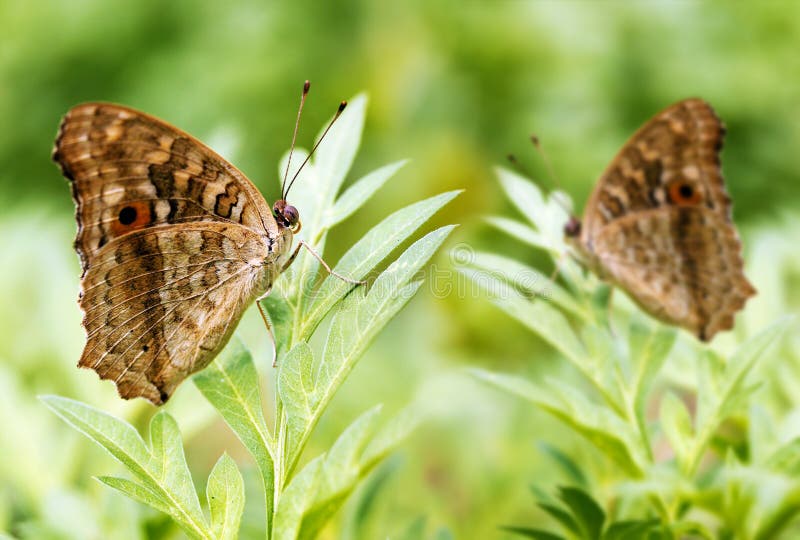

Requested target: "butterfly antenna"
[
  {"left": 530, "top": 134, "right": 572, "bottom": 215},
  {"left": 281, "top": 80, "right": 311, "bottom": 200},
  {"left": 283, "top": 100, "right": 347, "bottom": 198}
]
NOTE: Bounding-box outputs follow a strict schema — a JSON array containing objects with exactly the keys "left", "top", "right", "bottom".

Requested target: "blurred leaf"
[
  {"left": 471, "top": 370, "right": 642, "bottom": 476},
  {"left": 659, "top": 392, "right": 694, "bottom": 470},
  {"left": 629, "top": 321, "right": 676, "bottom": 445},
  {"left": 536, "top": 441, "right": 588, "bottom": 488},
  {"left": 537, "top": 502, "right": 579, "bottom": 535},
  {"left": 557, "top": 486, "right": 605, "bottom": 540},
  {"left": 325, "top": 160, "right": 408, "bottom": 228},
  {"left": 206, "top": 453, "right": 244, "bottom": 540},
  {"left": 602, "top": 520, "right": 661, "bottom": 540},
  {"left": 459, "top": 267, "right": 587, "bottom": 369},
  {"left": 468, "top": 251, "right": 586, "bottom": 319},
  {"left": 691, "top": 318, "right": 793, "bottom": 473},
  {"left": 485, "top": 215, "right": 548, "bottom": 250},
  {"left": 501, "top": 526, "right": 565, "bottom": 540}
]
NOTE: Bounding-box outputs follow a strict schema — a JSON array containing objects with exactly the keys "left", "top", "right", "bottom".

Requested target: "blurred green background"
[{"left": 2, "top": 1, "right": 799, "bottom": 538}]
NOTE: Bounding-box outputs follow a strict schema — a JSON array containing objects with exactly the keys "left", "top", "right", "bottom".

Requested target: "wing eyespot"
[{"left": 667, "top": 180, "right": 703, "bottom": 206}]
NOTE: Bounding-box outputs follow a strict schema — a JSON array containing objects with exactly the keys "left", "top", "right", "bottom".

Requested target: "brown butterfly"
[
  {"left": 564, "top": 98, "right": 756, "bottom": 341},
  {"left": 53, "top": 85, "right": 357, "bottom": 405}
]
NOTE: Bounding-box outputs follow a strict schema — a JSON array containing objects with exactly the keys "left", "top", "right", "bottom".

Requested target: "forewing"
[
  {"left": 53, "top": 102, "right": 277, "bottom": 275},
  {"left": 581, "top": 98, "right": 730, "bottom": 241},
  {"left": 592, "top": 207, "right": 755, "bottom": 341},
  {"left": 78, "top": 222, "right": 270, "bottom": 404}
]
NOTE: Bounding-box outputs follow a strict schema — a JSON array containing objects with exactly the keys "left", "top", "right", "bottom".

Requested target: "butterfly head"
[
  {"left": 564, "top": 216, "right": 581, "bottom": 238},
  {"left": 273, "top": 199, "right": 301, "bottom": 233}
]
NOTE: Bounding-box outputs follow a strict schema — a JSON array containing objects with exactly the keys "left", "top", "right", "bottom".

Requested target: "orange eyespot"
[
  {"left": 110, "top": 201, "right": 152, "bottom": 236},
  {"left": 667, "top": 181, "right": 703, "bottom": 206}
]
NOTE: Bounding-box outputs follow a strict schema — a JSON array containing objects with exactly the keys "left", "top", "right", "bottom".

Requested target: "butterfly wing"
[
  {"left": 577, "top": 98, "right": 755, "bottom": 340},
  {"left": 77, "top": 222, "right": 280, "bottom": 404},
  {"left": 53, "top": 102, "right": 279, "bottom": 274},
  {"left": 53, "top": 103, "right": 291, "bottom": 403}
]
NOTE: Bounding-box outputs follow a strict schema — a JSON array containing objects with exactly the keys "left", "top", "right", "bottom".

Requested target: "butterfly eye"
[
  {"left": 284, "top": 205, "right": 299, "bottom": 226},
  {"left": 668, "top": 181, "right": 703, "bottom": 206}
]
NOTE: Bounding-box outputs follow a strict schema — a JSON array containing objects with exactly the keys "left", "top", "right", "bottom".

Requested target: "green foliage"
[
  {"left": 466, "top": 168, "right": 796, "bottom": 538},
  {"left": 42, "top": 96, "right": 457, "bottom": 539}
]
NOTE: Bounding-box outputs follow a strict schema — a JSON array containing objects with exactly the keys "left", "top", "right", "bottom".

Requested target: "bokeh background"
[{"left": 2, "top": 1, "right": 799, "bottom": 538}]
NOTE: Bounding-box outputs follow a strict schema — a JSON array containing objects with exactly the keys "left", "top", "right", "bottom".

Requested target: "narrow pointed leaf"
[
  {"left": 301, "top": 191, "right": 460, "bottom": 336},
  {"left": 149, "top": 412, "right": 206, "bottom": 527},
  {"left": 325, "top": 160, "right": 408, "bottom": 228},
  {"left": 193, "top": 339, "right": 274, "bottom": 530}
]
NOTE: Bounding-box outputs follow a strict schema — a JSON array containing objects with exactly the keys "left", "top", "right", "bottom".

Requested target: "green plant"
[
  {"left": 42, "top": 95, "right": 459, "bottom": 540},
  {"left": 462, "top": 167, "right": 796, "bottom": 539}
]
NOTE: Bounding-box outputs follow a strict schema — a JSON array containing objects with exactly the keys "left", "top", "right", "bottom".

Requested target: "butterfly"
[
  {"left": 564, "top": 98, "right": 756, "bottom": 341},
  {"left": 52, "top": 87, "right": 356, "bottom": 405}
]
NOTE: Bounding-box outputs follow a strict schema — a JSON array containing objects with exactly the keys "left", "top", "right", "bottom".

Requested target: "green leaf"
[
  {"left": 691, "top": 317, "right": 792, "bottom": 473},
  {"left": 603, "top": 520, "right": 661, "bottom": 540},
  {"left": 459, "top": 267, "right": 587, "bottom": 368},
  {"left": 325, "top": 160, "right": 408, "bottom": 228},
  {"left": 273, "top": 456, "right": 323, "bottom": 540},
  {"left": 277, "top": 342, "right": 316, "bottom": 467},
  {"left": 314, "top": 93, "right": 367, "bottom": 197},
  {"left": 537, "top": 502, "right": 579, "bottom": 535},
  {"left": 301, "top": 191, "right": 461, "bottom": 338},
  {"left": 500, "top": 526, "right": 565, "bottom": 540},
  {"left": 299, "top": 407, "right": 383, "bottom": 539},
  {"left": 41, "top": 395, "right": 153, "bottom": 480},
  {"left": 42, "top": 397, "right": 211, "bottom": 539},
  {"left": 557, "top": 486, "right": 605, "bottom": 540},
  {"left": 361, "top": 403, "right": 422, "bottom": 470},
  {"left": 485, "top": 215, "right": 547, "bottom": 250},
  {"left": 149, "top": 412, "right": 206, "bottom": 528},
  {"left": 206, "top": 453, "right": 245, "bottom": 540},
  {"left": 193, "top": 339, "right": 275, "bottom": 532},
  {"left": 659, "top": 392, "right": 694, "bottom": 468},
  {"left": 470, "top": 370, "right": 642, "bottom": 476},
  {"left": 316, "top": 226, "right": 454, "bottom": 411},
  {"left": 629, "top": 321, "right": 676, "bottom": 446},
  {"left": 536, "top": 441, "right": 588, "bottom": 487},
  {"left": 96, "top": 476, "right": 173, "bottom": 517},
  {"left": 467, "top": 251, "right": 586, "bottom": 319}
]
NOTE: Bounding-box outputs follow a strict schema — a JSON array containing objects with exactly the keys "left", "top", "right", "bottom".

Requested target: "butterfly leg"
[
  {"left": 255, "top": 296, "right": 279, "bottom": 367},
  {"left": 283, "top": 240, "right": 367, "bottom": 286}
]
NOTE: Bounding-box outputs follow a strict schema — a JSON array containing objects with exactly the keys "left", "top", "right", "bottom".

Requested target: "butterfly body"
[
  {"left": 565, "top": 98, "right": 755, "bottom": 341},
  {"left": 54, "top": 103, "right": 296, "bottom": 404}
]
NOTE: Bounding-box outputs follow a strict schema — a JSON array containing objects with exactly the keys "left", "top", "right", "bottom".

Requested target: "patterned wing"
[
  {"left": 77, "top": 222, "right": 276, "bottom": 404},
  {"left": 577, "top": 98, "right": 755, "bottom": 340},
  {"left": 590, "top": 207, "right": 755, "bottom": 340},
  {"left": 581, "top": 98, "right": 730, "bottom": 239},
  {"left": 53, "top": 102, "right": 278, "bottom": 274}
]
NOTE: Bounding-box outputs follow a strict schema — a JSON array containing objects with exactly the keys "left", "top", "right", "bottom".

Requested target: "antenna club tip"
[
  {"left": 338, "top": 101, "right": 347, "bottom": 112},
  {"left": 303, "top": 80, "right": 311, "bottom": 93},
  {"left": 506, "top": 153, "right": 517, "bottom": 163},
  {"left": 530, "top": 134, "right": 541, "bottom": 147}
]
